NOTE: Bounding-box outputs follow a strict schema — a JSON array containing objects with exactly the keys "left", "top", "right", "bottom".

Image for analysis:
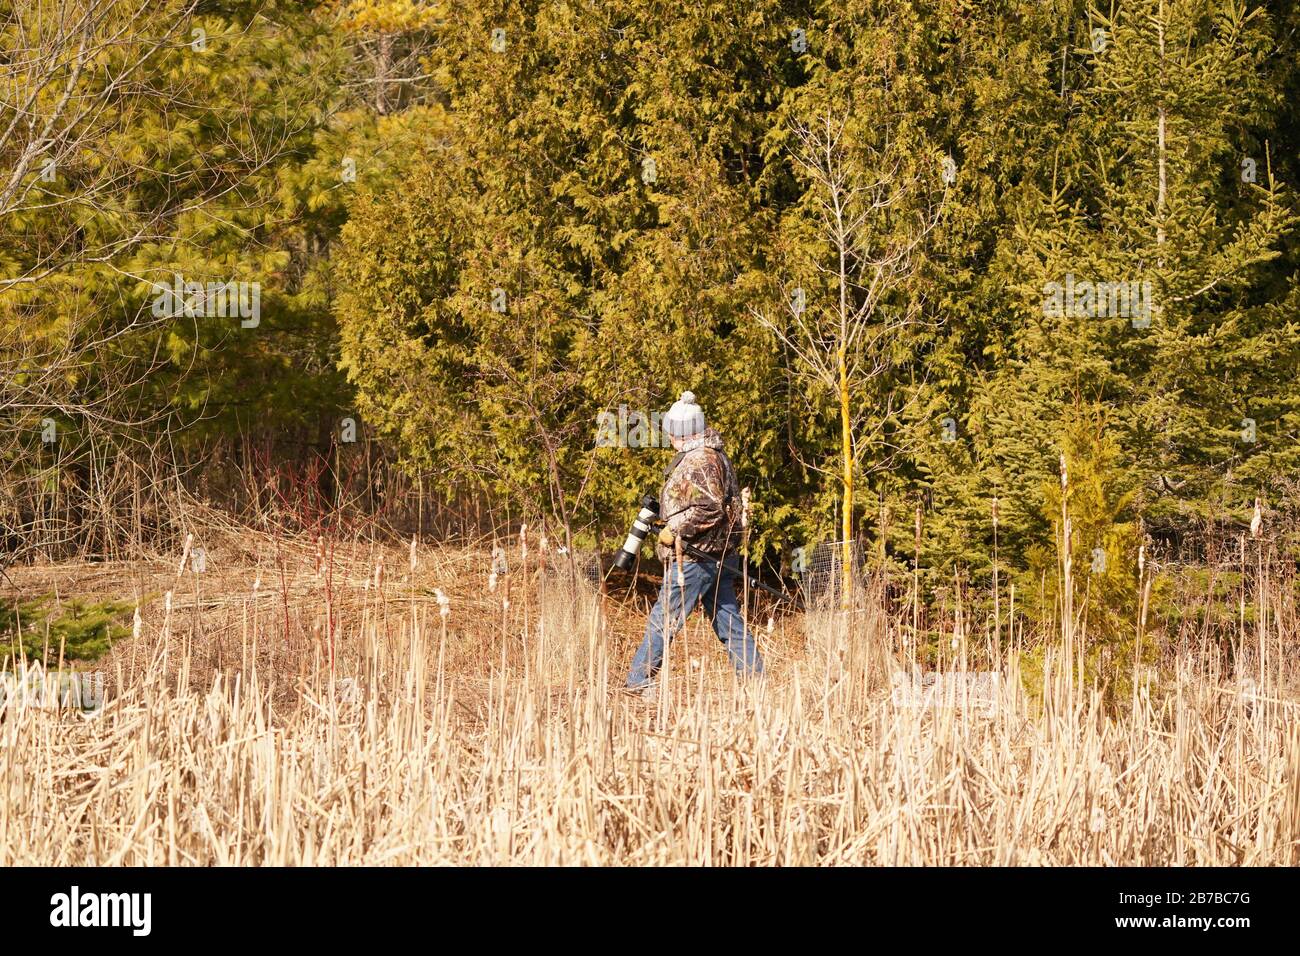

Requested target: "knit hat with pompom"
[{"left": 664, "top": 390, "right": 706, "bottom": 438}]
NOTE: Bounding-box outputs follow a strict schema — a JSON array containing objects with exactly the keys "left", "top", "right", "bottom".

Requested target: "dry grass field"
[{"left": 1, "top": 525, "right": 1297, "bottom": 866}]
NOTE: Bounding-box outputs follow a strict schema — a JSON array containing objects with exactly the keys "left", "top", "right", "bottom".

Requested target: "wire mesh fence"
[
  {"left": 795, "top": 539, "right": 867, "bottom": 607},
  {"left": 538, "top": 547, "right": 603, "bottom": 591},
  {"left": 570, "top": 548, "right": 603, "bottom": 587}
]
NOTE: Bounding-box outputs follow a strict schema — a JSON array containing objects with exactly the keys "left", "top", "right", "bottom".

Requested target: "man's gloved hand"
[{"left": 657, "top": 526, "right": 676, "bottom": 547}]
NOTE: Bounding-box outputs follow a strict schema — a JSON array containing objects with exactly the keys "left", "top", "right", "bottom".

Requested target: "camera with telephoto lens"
[{"left": 612, "top": 495, "right": 660, "bottom": 571}]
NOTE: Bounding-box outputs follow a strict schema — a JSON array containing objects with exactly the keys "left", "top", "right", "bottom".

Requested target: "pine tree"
[{"left": 1002, "top": 0, "right": 1297, "bottom": 548}]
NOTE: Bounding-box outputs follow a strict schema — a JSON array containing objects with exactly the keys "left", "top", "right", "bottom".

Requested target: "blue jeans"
[{"left": 626, "top": 558, "right": 764, "bottom": 689}]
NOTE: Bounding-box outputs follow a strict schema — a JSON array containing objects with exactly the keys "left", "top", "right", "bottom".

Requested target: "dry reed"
[{"left": 1, "top": 537, "right": 1297, "bottom": 866}]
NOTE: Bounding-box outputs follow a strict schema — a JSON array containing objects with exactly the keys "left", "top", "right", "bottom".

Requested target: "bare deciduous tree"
[{"left": 755, "top": 111, "right": 941, "bottom": 604}]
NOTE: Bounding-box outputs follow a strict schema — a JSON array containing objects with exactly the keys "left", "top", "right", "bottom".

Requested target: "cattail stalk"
[
  {"left": 912, "top": 503, "right": 922, "bottom": 652},
  {"left": 992, "top": 497, "right": 1000, "bottom": 645},
  {"left": 1057, "top": 452, "right": 1080, "bottom": 702},
  {"left": 740, "top": 487, "right": 752, "bottom": 630}
]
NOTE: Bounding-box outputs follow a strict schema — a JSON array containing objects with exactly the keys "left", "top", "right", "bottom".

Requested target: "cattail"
[
  {"left": 519, "top": 523, "right": 528, "bottom": 564},
  {"left": 488, "top": 569, "right": 498, "bottom": 593},
  {"left": 434, "top": 588, "right": 450, "bottom": 619},
  {"left": 766, "top": 615, "right": 774, "bottom": 635},
  {"left": 539, "top": 533, "right": 549, "bottom": 554},
  {"left": 409, "top": 535, "right": 418, "bottom": 573},
  {"left": 373, "top": 554, "right": 384, "bottom": 590},
  {"left": 132, "top": 606, "right": 143, "bottom": 642},
  {"left": 1251, "top": 497, "right": 1263, "bottom": 540},
  {"left": 502, "top": 597, "right": 510, "bottom": 611},
  {"left": 741, "top": 487, "right": 752, "bottom": 528},
  {"left": 1059, "top": 453, "right": 1068, "bottom": 490},
  {"left": 492, "top": 545, "right": 508, "bottom": 575},
  {"left": 1138, "top": 544, "right": 1145, "bottom": 577},
  {"left": 178, "top": 533, "right": 193, "bottom": 576}
]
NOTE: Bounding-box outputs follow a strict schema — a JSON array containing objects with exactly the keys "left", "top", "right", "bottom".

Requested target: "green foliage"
[
  {"left": 893, "top": 0, "right": 1298, "bottom": 589},
  {"left": 334, "top": 0, "right": 805, "bottom": 548},
  {"left": 1019, "top": 406, "right": 1139, "bottom": 633},
  {"left": 1016, "top": 404, "right": 1163, "bottom": 709},
  {"left": 0, "top": 595, "right": 133, "bottom": 666},
  {"left": 6, "top": 0, "right": 1300, "bottom": 587}
]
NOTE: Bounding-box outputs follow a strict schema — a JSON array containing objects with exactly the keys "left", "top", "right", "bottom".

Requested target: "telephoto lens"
[{"left": 612, "top": 495, "right": 660, "bottom": 571}]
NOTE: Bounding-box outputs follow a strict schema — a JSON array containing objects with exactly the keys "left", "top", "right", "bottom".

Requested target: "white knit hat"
[{"left": 664, "top": 390, "right": 706, "bottom": 438}]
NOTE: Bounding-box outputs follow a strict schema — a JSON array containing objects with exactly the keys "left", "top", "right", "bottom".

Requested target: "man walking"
[{"left": 625, "top": 390, "right": 765, "bottom": 692}]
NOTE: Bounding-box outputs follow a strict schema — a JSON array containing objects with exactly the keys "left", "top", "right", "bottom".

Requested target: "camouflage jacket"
[{"left": 657, "top": 428, "right": 743, "bottom": 562}]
